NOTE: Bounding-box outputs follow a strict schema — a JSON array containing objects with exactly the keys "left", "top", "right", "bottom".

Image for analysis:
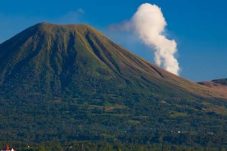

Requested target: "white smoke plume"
[{"left": 131, "top": 3, "right": 180, "bottom": 75}]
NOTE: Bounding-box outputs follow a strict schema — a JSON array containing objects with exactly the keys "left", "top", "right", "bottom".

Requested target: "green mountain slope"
[{"left": 0, "top": 23, "right": 227, "bottom": 146}]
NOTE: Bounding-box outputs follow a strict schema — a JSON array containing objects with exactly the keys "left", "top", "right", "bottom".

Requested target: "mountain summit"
[{"left": 0, "top": 23, "right": 227, "bottom": 144}]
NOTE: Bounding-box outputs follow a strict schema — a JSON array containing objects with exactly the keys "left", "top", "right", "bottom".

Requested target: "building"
[{"left": 1, "top": 145, "right": 15, "bottom": 151}]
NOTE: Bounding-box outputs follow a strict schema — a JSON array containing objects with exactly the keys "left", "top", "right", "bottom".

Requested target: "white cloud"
[
  {"left": 55, "top": 8, "right": 85, "bottom": 23},
  {"left": 108, "top": 3, "right": 180, "bottom": 75}
]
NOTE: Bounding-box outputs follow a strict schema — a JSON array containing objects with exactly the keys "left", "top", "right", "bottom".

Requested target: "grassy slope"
[{"left": 0, "top": 23, "right": 225, "bottom": 99}]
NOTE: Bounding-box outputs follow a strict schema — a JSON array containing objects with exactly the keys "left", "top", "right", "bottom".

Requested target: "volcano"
[{"left": 0, "top": 23, "right": 226, "bottom": 145}]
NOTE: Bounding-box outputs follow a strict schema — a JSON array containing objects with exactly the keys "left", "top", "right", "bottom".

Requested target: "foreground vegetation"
[{"left": 1, "top": 141, "right": 227, "bottom": 151}]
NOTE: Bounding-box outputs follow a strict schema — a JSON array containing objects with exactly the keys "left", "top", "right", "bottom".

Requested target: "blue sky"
[{"left": 0, "top": 0, "right": 226, "bottom": 81}]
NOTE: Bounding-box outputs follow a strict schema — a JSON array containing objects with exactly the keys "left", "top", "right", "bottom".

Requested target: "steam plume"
[{"left": 132, "top": 3, "right": 180, "bottom": 75}]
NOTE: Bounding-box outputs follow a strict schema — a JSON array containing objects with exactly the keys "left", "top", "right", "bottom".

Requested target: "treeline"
[{"left": 0, "top": 141, "right": 226, "bottom": 151}]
